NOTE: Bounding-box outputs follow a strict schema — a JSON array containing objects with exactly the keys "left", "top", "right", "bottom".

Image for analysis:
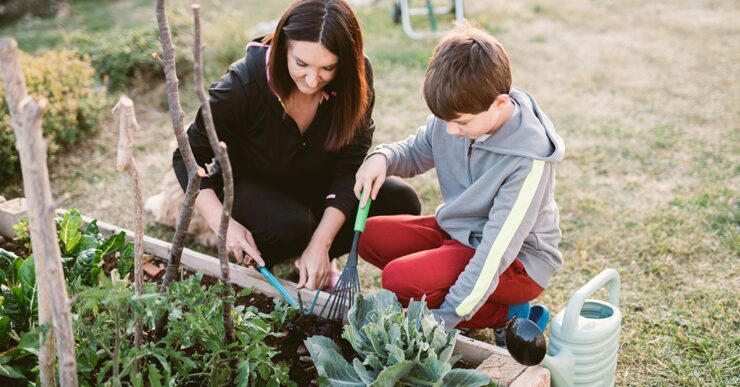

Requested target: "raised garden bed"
[{"left": 0, "top": 197, "right": 549, "bottom": 386}]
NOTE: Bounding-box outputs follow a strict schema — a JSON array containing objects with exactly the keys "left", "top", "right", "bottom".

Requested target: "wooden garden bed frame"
[{"left": 0, "top": 197, "right": 549, "bottom": 386}]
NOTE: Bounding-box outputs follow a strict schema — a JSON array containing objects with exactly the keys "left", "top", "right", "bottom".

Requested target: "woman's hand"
[
  {"left": 294, "top": 242, "right": 332, "bottom": 290},
  {"left": 224, "top": 217, "right": 265, "bottom": 267},
  {"left": 194, "top": 188, "right": 265, "bottom": 266},
  {"left": 354, "top": 153, "right": 387, "bottom": 208}
]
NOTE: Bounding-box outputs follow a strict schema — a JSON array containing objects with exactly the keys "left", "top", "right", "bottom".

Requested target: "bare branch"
[
  {"left": 193, "top": 4, "right": 236, "bottom": 343},
  {"left": 155, "top": 0, "right": 203, "bottom": 292},
  {"left": 0, "top": 38, "right": 27, "bottom": 118}
]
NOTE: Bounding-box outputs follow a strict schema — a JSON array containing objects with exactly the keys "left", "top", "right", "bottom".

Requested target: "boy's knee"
[{"left": 381, "top": 261, "right": 409, "bottom": 296}]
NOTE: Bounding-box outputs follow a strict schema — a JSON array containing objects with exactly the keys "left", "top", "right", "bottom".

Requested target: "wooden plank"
[
  {"left": 476, "top": 352, "right": 527, "bottom": 385},
  {"left": 0, "top": 197, "right": 26, "bottom": 238},
  {"left": 454, "top": 334, "right": 510, "bottom": 365},
  {"left": 509, "top": 365, "right": 550, "bottom": 387},
  {"left": 0, "top": 202, "right": 533, "bottom": 383}
]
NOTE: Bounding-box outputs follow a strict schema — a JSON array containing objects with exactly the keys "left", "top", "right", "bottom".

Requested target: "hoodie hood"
[{"left": 476, "top": 88, "right": 564, "bottom": 162}]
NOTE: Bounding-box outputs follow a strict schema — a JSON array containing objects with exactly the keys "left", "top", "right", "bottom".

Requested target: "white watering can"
[{"left": 505, "top": 268, "right": 622, "bottom": 387}]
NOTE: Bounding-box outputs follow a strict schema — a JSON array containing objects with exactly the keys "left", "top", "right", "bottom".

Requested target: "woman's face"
[{"left": 286, "top": 40, "right": 338, "bottom": 96}]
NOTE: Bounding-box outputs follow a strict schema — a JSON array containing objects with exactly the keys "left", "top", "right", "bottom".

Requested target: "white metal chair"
[{"left": 391, "top": 0, "right": 465, "bottom": 40}]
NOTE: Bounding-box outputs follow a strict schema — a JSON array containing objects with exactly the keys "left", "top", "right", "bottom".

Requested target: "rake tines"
[
  {"left": 320, "top": 194, "right": 372, "bottom": 321},
  {"left": 320, "top": 235, "right": 361, "bottom": 321}
]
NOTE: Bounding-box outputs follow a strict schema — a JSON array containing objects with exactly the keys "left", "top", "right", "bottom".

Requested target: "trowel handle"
[
  {"left": 354, "top": 191, "right": 372, "bottom": 232},
  {"left": 561, "top": 268, "right": 620, "bottom": 337}
]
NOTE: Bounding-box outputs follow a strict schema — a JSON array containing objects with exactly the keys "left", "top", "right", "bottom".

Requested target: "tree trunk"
[
  {"left": 112, "top": 96, "right": 145, "bottom": 364},
  {"left": 0, "top": 38, "right": 79, "bottom": 387}
]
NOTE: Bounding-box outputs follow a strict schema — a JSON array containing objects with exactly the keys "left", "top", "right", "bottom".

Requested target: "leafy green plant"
[
  {"left": 58, "top": 210, "right": 132, "bottom": 289},
  {"left": 0, "top": 248, "right": 42, "bottom": 383},
  {"left": 305, "top": 290, "right": 491, "bottom": 387},
  {"left": 3, "top": 211, "right": 300, "bottom": 385},
  {"left": 74, "top": 269, "right": 162, "bottom": 386},
  {"left": 71, "top": 271, "right": 296, "bottom": 386},
  {"left": 14, "top": 210, "right": 133, "bottom": 290},
  {"left": 0, "top": 248, "right": 37, "bottom": 348}
]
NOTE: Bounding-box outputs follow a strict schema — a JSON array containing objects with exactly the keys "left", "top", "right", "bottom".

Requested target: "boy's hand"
[{"left": 354, "top": 153, "right": 388, "bottom": 208}]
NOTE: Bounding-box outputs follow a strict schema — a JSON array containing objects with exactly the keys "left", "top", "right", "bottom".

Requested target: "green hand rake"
[{"left": 320, "top": 193, "right": 372, "bottom": 321}]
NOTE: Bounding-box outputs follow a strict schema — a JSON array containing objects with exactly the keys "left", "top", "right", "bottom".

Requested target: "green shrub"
[
  {"left": 0, "top": 49, "right": 108, "bottom": 185},
  {"left": 0, "top": 0, "right": 63, "bottom": 24},
  {"left": 70, "top": 27, "right": 193, "bottom": 91}
]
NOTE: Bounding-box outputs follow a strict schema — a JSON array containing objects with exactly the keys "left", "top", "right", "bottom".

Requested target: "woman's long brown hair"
[{"left": 264, "top": 0, "right": 370, "bottom": 151}]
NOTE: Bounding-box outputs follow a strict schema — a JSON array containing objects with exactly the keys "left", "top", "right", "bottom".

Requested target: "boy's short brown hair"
[{"left": 423, "top": 24, "right": 512, "bottom": 120}]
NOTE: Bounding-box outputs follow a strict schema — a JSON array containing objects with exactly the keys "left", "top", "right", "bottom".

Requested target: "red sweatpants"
[{"left": 358, "top": 215, "right": 544, "bottom": 329}]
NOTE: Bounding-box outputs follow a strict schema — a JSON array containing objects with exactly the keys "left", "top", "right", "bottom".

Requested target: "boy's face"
[{"left": 445, "top": 95, "right": 510, "bottom": 140}]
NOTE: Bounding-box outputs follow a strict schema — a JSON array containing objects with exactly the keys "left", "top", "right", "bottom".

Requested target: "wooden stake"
[
  {"left": 112, "top": 96, "right": 145, "bottom": 361},
  {"left": 0, "top": 38, "right": 79, "bottom": 387}
]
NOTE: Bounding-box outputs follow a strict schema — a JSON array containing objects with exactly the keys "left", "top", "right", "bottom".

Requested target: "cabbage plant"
[{"left": 304, "top": 290, "right": 491, "bottom": 387}]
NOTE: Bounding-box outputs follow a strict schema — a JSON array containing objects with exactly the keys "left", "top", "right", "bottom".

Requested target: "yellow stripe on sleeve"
[{"left": 455, "top": 159, "right": 545, "bottom": 316}]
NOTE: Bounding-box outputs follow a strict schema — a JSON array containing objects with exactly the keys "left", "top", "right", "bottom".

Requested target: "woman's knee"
[
  {"left": 374, "top": 177, "right": 422, "bottom": 216},
  {"left": 253, "top": 210, "right": 314, "bottom": 248}
]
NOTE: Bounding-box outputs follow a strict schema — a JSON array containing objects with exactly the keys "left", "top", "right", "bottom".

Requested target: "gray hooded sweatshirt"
[{"left": 373, "top": 88, "right": 565, "bottom": 329}]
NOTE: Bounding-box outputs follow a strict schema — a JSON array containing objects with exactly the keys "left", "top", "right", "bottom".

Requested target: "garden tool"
[
  {"left": 246, "top": 255, "right": 299, "bottom": 308},
  {"left": 319, "top": 192, "right": 372, "bottom": 321},
  {"left": 505, "top": 268, "right": 622, "bottom": 387}
]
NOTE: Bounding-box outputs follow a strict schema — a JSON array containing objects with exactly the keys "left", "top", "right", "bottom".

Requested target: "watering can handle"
[{"left": 561, "top": 268, "right": 620, "bottom": 338}]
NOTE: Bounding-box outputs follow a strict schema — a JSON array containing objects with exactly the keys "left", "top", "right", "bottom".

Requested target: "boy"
[{"left": 353, "top": 25, "right": 564, "bottom": 331}]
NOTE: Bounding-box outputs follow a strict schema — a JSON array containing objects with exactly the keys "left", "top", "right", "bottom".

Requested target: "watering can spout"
[{"left": 541, "top": 347, "right": 575, "bottom": 387}]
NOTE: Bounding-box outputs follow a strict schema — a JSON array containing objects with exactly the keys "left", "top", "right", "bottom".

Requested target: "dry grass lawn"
[{"left": 2, "top": 0, "right": 737, "bottom": 385}]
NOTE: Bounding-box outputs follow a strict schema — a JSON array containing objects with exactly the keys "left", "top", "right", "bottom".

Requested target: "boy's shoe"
[
  {"left": 506, "top": 302, "right": 531, "bottom": 320},
  {"left": 494, "top": 326, "right": 507, "bottom": 347}
]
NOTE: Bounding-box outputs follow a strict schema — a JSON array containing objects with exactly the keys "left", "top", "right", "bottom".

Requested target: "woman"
[{"left": 173, "top": 0, "right": 421, "bottom": 291}]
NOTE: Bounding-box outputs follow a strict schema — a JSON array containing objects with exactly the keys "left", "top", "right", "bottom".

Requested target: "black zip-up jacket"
[{"left": 172, "top": 40, "right": 375, "bottom": 218}]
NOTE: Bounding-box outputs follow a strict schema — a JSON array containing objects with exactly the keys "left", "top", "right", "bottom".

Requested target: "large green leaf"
[
  {"left": 352, "top": 358, "right": 376, "bottom": 385},
  {"left": 369, "top": 360, "right": 415, "bottom": 387},
  {"left": 84, "top": 219, "right": 100, "bottom": 235},
  {"left": 235, "top": 358, "right": 251, "bottom": 387},
  {"left": 0, "top": 316, "right": 10, "bottom": 349},
  {"left": 59, "top": 209, "right": 84, "bottom": 255},
  {"left": 99, "top": 231, "right": 126, "bottom": 257},
  {"left": 305, "top": 336, "right": 364, "bottom": 387},
  {"left": 147, "top": 363, "right": 162, "bottom": 387},
  {"left": 19, "top": 256, "right": 35, "bottom": 294},
  {"left": 441, "top": 369, "right": 492, "bottom": 387},
  {"left": 1, "top": 287, "right": 27, "bottom": 331},
  {"left": 0, "top": 356, "right": 24, "bottom": 379},
  {"left": 0, "top": 248, "right": 20, "bottom": 286}
]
